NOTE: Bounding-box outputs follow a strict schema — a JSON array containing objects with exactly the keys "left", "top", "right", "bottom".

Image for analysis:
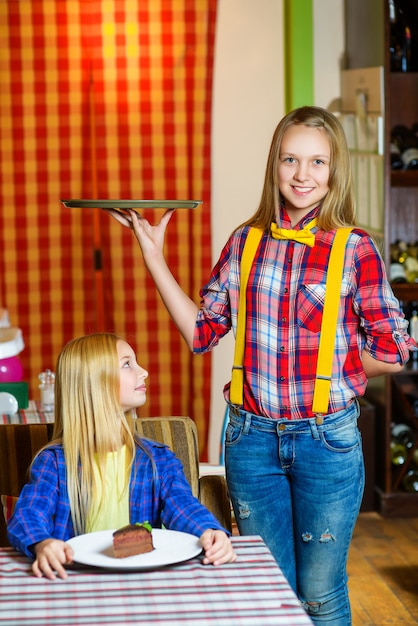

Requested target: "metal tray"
[{"left": 61, "top": 199, "right": 202, "bottom": 211}]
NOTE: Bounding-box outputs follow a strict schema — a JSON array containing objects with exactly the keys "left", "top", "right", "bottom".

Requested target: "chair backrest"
[
  {"left": 135, "top": 416, "right": 200, "bottom": 498},
  {"left": 0, "top": 423, "right": 54, "bottom": 546},
  {"left": 1, "top": 494, "right": 17, "bottom": 525},
  {"left": 0, "top": 417, "right": 201, "bottom": 545},
  {"left": 0, "top": 423, "right": 54, "bottom": 497}
]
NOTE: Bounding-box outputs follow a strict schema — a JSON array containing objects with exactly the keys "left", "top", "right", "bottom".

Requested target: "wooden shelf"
[
  {"left": 376, "top": 487, "right": 418, "bottom": 517},
  {"left": 392, "top": 284, "right": 418, "bottom": 301},
  {"left": 346, "top": 0, "right": 418, "bottom": 517},
  {"left": 391, "top": 171, "right": 418, "bottom": 188}
]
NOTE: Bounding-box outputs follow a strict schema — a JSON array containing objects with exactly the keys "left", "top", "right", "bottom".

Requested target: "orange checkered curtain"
[{"left": 0, "top": 0, "right": 216, "bottom": 458}]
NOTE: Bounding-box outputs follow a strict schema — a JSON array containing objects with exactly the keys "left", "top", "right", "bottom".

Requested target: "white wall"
[
  {"left": 209, "top": 0, "right": 284, "bottom": 461},
  {"left": 313, "top": 0, "right": 345, "bottom": 110},
  {"left": 208, "top": 0, "right": 344, "bottom": 462}
]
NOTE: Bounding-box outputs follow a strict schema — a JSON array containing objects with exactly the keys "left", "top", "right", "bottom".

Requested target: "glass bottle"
[
  {"left": 39, "top": 369, "right": 55, "bottom": 412},
  {"left": 402, "top": 470, "right": 418, "bottom": 493},
  {"left": 388, "top": 0, "right": 412, "bottom": 72},
  {"left": 392, "top": 422, "right": 415, "bottom": 449},
  {"left": 400, "top": 131, "right": 418, "bottom": 171},
  {"left": 391, "top": 125, "right": 418, "bottom": 171},
  {"left": 408, "top": 303, "right": 418, "bottom": 365},
  {"left": 390, "top": 140, "right": 403, "bottom": 170},
  {"left": 389, "top": 239, "right": 408, "bottom": 283},
  {"left": 406, "top": 242, "right": 418, "bottom": 284},
  {"left": 391, "top": 440, "right": 407, "bottom": 466},
  {"left": 390, "top": 423, "right": 415, "bottom": 467}
]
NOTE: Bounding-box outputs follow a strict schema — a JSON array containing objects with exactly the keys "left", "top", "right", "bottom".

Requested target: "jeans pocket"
[
  {"left": 225, "top": 420, "right": 244, "bottom": 447},
  {"left": 319, "top": 418, "right": 360, "bottom": 453}
]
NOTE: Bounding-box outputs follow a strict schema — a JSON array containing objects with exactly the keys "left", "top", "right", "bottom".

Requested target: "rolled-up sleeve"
[
  {"left": 7, "top": 447, "right": 73, "bottom": 558},
  {"left": 353, "top": 235, "right": 416, "bottom": 365},
  {"left": 193, "top": 236, "right": 237, "bottom": 354}
]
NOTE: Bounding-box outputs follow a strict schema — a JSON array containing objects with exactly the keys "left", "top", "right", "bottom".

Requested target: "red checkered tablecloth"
[
  {"left": 0, "top": 536, "right": 312, "bottom": 625},
  {"left": 0, "top": 400, "right": 54, "bottom": 425}
]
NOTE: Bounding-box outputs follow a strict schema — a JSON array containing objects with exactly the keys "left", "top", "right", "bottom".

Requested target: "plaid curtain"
[{"left": 0, "top": 0, "right": 216, "bottom": 458}]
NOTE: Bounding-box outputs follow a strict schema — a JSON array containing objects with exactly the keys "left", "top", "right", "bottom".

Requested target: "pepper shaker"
[{"left": 39, "top": 369, "right": 55, "bottom": 412}]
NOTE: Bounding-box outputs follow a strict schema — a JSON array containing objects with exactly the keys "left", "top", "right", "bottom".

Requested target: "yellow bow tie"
[{"left": 270, "top": 217, "right": 318, "bottom": 247}]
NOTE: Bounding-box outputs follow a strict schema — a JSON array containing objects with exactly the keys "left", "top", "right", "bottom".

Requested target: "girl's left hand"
[
  {"left": 32, "top": 538, "right": 74, "bottom": 580},
  {"left": 199, "top": 529, "right": 237, "bottom": 565}
]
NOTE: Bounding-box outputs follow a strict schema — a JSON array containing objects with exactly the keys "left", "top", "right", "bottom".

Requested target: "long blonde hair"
[
  {"left": 51, "top": 333, "right": 136, "bottom": 534},
  {"left": 240, "top": 106, "right": 357, "bottom": 232}
]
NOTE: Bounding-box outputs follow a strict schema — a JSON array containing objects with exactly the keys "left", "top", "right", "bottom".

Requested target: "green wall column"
[{"left": 284, "top": 0, "right": 314, "bottom": 111}]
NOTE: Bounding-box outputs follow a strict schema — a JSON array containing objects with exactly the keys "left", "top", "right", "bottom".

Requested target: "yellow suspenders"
[{"left": 229, "top": 226, "right": 353, "bottom": 414}]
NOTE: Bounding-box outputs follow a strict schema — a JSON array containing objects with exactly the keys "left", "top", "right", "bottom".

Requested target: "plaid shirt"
[
  {"left": 8, "top": 438, "right": 227, "bottom": 558},
  {"left": 194, "top": 210, "right": 414, "bottom": 420}
]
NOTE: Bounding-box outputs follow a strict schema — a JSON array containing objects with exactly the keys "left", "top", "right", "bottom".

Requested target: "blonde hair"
[
  {"left": 240, "top": 106, "right": 357, "bottom": 232},
  {"left": 51, "top": 333, "right": 136, "bottom": 534}
]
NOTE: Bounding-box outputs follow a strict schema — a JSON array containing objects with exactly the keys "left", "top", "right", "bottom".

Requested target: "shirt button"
[
  {"left": 284, "top": 288, "right": 289, "bottom": 294},
  {"left": 280, "top": 346, "right": 285, "bottom": 352},
  {"left": 280, "top": 376, "right": 285, "bottom": 381},
  {"left": 282, "top": 317, "right": 287, "bottom": 322}
]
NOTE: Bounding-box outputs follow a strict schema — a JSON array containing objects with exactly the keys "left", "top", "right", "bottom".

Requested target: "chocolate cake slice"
[{"left": 112, "top": 522, "right": 154, "bottom": 558}]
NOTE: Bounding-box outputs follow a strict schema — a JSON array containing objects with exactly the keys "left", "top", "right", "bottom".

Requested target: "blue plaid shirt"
[{"left": 8, "top": 438, "right": 227, "bottom": 558}]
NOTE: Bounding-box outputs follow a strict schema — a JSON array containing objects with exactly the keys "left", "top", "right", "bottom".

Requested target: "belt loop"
[
  {"left": 242, "top": 412, "right": 252, "bottom": 435},
  {"left": 309, "top": 418, "right": 320, "bottom": 440}
]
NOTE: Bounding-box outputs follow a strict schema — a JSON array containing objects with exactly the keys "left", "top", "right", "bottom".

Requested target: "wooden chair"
[
  {"left": 135, "top": 417, "right": 231, "bottom": 533},
  {"left": 0, "top": 416, "right": 231, "bottom": 546}
]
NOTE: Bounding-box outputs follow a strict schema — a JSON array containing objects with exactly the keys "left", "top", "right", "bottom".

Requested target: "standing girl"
[
  {"left": 108, "top": 106, "right": 414, "bottom": 625},
  {"left": 8, "top": 333, "right": 235, "bottom": 579}
]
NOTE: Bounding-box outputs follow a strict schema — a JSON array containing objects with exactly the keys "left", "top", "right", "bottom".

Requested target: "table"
[
  {"left": 0, "top": 400, "right": 54, "bottom": 425},
  {"left": 0, "top": 536, "right": 312, "bottom": 626}
]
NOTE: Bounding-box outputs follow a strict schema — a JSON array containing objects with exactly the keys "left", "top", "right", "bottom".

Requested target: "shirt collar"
[{"left": 276, "top": 204, "right": 321, "bottom": 230}]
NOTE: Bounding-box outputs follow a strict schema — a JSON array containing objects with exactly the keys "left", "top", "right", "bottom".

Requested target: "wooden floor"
[
  {"left": 232, "top": 512, "right": 418, "bottom": 624},
  {"left": 349, "top": 513, "right": 418, "bottom": 625}
]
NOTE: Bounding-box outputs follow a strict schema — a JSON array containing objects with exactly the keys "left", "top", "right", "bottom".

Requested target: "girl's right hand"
[
  {"left": 106, "top": 208, "right": 175, "bottom": 261},
  {"left": 32, "top": 538, "right": 74, "bottom": 580},
  {"left": 106, "top": 206, "right": 198, "bottom": 349}
]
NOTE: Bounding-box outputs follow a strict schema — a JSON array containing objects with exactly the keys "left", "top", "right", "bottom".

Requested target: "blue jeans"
[{"left": 224, "top": 401, "right": 364, "bottom": 626}]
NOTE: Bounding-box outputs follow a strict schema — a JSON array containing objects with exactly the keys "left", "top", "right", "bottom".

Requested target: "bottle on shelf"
[
  {"left": 401, "top": 133, "right": 418, "bottom": 171},
  {"left": 390, "top": 125, "right": 418, "bottom": 171},
  {"left": 402, "top": 470, "right": 418, "bottom": 492},
  {"left": 390, "top": 140, "right": 404, "bottom": 171},
  {"left": 407, "top": 302, "right": 418, "bottom": 365},
  {"left": 393, "top": 422, "right": 415, "bottom": 449},
  {"left": 390, "top": 422, "right": 415, "bottom": 466},
  {"left": 404, "top": 243, "right": 418, "bottom": 284},
  {"left": 391, "top": 439, "right": 408, "bottom": 466},
  {"left": 402, "top": 449, "right": 418, "bottom": 492},
  {"left": 389, "top": 239, "right": 408, "bottom": 283},
  {"left": 388, "top": 0, "right": 413, "bottom": 72}
]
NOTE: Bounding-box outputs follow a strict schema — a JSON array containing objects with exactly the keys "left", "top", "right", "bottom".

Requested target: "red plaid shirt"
[{"left": 194, "top": 209, "right": 414, "bottom": 420}]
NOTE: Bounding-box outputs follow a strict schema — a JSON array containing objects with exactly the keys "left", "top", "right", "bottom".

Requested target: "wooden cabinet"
[{"left": 345, "top": 0, "right": 418, "bottom": 515}]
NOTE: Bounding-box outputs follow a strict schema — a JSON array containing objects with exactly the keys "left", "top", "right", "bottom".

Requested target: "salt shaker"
[{"left": 39, "top": 369, "right": 55, "bottom": 412}]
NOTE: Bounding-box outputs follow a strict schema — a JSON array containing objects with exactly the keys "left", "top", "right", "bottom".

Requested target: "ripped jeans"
[{"left": 224, "top": 401, "right": 364, "bottom": 626}]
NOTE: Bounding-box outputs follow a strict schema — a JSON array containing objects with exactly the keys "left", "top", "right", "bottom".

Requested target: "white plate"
[{"left": 67, "top": 528, "right": 202, "bottom": 570}]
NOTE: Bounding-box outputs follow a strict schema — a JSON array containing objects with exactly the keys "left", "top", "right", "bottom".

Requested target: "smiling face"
[
  {"left": 277, "top": 124, "right": 331, "bottom": 226},
  {"left": 117, "top": 340, "right": 149, "bottom": 412}
]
